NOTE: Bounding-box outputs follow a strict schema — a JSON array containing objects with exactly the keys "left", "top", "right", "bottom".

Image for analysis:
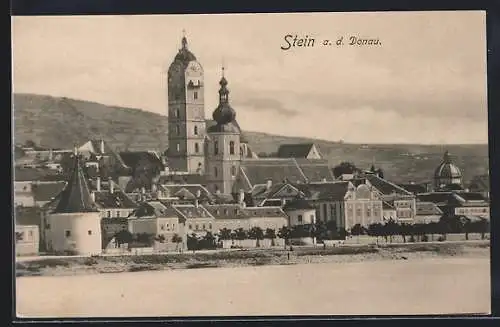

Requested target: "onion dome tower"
[
  {"left": 434, "top": 150, "right": 463, "bottom": 190},
  {"left": 206, "top": 67, "right": 241, "bottom": 195}
]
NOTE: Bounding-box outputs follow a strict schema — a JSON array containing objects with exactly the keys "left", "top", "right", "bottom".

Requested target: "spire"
[
  {"left": 181, "top": 29, "right": 188, "bottom": 50},
  {"left": 218, "top": 64, "right": 229, "bottom": 103},
  {"left": 53, "top": 154, "right": 98, "bottom": 214},
  {"left": 443, "top": 150, "right": 452, "bottom": 163}
]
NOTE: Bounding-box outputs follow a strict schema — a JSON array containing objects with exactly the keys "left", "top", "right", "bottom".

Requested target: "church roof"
[
  {"left": 434, "top": 151, "right": 462, "bottom": 179},
  {"left": 52, "top": 155, "right": 99, "bottom": 214},
  {"left": 277, "top": 143, "right": 316, "bottom": 158},
  {"left": 364, "top": 174, "right": 413, "bottom": 196},
  {"left": 173, "top": 36, "right": 197, "bottom": 67}
]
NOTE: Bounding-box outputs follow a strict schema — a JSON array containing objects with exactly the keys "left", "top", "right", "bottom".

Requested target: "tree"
[
  {"left": 350, "top": 224, "right": 365, "bottom": 236},
  {"left": 325, "top": 220, "right": 339, "bottom": 239},
  {"left": 332, "top": 162, "right": 359, "bottom": 179},
  {"left": 248, "top": 227, "right": 265, "bottom": 247},
  {"left": 114, "top": 230, "right": 133, "bottom": 246},
  {"left": 218, "top": 228, "right": 232, "bottom": 240},
  {"left": 264, "top": 228, "right": 277, "bottom": 246},
  {"left": 384, "top": 219, "right": 399, "bottom": 243},
  {"left": 187, "top": 233, "right": 199, "bottom": 251},
  {"left": 399, "top": 223, "right": 411, "bottom": 243},
  {"left": 171, "top": 234, "right": 183, "bottom": 251},
  {"left": 313, "top": 220, "right": 328, "bottom": 241},
  {"left": 234, "top": 228, "right": 247, "bottom": 240},
  {"left": 278, "top": 226, "right": 291, "bottom": 248},
  {"left": 155, "top": 234, "right": 166, "bottom": 243},
  {"left": 202, "top": 231, "right": 217, "bottom": 249},
  {"left": 15, "top": 232, "right": 23, "bottom": 242}
]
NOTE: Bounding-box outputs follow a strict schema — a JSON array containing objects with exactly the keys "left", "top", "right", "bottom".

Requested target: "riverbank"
[{"left": 16, "top": 241, "right": 490, "bottom": 278}]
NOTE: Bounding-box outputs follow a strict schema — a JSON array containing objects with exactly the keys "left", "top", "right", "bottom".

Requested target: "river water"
[{"left": 16, "top": 257, "right": 490, "bottom": 317}]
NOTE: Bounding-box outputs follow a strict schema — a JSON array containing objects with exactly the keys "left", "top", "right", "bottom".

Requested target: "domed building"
[{"left": 434, "top": 151, "right": 463, "bottom": 190}]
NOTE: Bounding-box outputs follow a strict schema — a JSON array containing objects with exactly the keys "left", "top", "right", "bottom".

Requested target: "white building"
[{"left": 44, "top": 154, "right": 102, "bottom": 255}]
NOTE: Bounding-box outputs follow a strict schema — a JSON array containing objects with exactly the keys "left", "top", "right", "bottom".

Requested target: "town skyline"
[{"left": 12, "top": 11, "right": 488, "bottom": 145}]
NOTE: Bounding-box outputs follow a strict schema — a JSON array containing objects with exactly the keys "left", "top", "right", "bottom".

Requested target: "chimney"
[
  {"left": 109, "top": 178, "right": 114, "bottom": 193},
  {"left": 96, "top": 177, "right": 101, "bottom": 192},
  {"left": 90, "top": 191, "right": 96, "bottom": 203},
  {"left": 266, "top": 179, "right": 272, "bottom": 190},
  {"left": 100, "top": 139, "right": 105, "bottom": 154}
]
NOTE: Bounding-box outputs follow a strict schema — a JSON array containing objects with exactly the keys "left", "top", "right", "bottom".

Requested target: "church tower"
[
  {"left": 167, "top": 32, "right": 206, "bottom": 174},
  {"left": 206, "top": 67, "right": 241, "bottom": 195}
]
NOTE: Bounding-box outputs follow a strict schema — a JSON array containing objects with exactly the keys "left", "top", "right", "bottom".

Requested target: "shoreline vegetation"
[{"left": 16, "top": 241, "right": 490, "bottom": 278}]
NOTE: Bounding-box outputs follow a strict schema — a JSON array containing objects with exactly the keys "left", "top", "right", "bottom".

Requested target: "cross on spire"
[{"left": 221, "top": 58, "right": 225, "bottom": 77}]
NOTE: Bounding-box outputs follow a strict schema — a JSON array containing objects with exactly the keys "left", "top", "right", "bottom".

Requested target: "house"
[
  {"left": 174, "top": 204, "right": 215, "bottom": 237},
  {"left": 159, "top": 184, "right": 215, "bottom": 205},
  {"left": 382, "top": 201, "right": 397, "bottom": 221},
  {"left": 276, "top": 143, "right": 323, "bottom": 160},
  {"left": 15, "top": 225, "right": 39, "bottom": 256},
  {"left": 128, "top": 201, "right": 186, "bottom": 250},
  {"left": 282, "top": 198, "right": 316, "bottom": 226},
  {"left": 43, "top": 154, "right": 102, "bottom": 255},
  {"left": 363, "top": 173, "right": 417, "bottom": 222},
  {"left": 14, "top": 181, "right": 67, "bottom": 208},
  {"left": 414, "top": 202, "right": 443, "bottom": 224},
  {"left": 416, "top": 191, "right": 489, "bottom": 219}
]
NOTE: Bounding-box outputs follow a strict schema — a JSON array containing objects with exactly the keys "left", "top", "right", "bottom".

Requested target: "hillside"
[{"left": 13, "top": 93, "right": 490, "bottom": 184}]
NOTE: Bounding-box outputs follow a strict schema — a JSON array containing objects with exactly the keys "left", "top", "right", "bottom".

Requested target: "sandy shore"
[{"left": 15, "top": 241, "right": 490, "bottom": 278}]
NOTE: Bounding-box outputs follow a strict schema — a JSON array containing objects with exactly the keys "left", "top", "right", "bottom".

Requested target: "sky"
[{"left": 11, "top": 11, "right": 488, "bottom": 144}]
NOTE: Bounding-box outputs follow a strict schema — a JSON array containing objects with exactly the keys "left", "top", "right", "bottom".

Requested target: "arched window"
[
  {"left": 176, "top": 125, "right": 180, "bottom": 135},
  {"left": 194, "top": 91, "right": 198, "bottom": 100},
  {"left": 214, "top": 167, "right": 218, "bottom": 177},
  {"left": 229, "top": 141, "right": 235, "bottom": 155},
  {"left": 194, "top": 125, "right": 198, "bottom": 135},
  {"left": 175, "top": 109, "right": 180, "bottom": 118},
  {"left": 231, "top": 165, "right": 236, "bottom": 177},
  {"left": 194, "top": 143, "right": 199, "bottom": 153},
  {"left": 214, "top": 141, "right": 219, "bottom": 155}
]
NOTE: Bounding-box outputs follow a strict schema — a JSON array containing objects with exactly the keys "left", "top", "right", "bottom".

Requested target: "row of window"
[
  {"left": 456, "top": 208, "right": 488, "bottom": 214},
  {"left": 64, "top": 230, "right": 93, "bottom": 237},
  {"left": 188, "top": 223, "right": 212, "bottom": 231},
  {"left": 160, "top": 223, "right": 176, "bottom": 231},
  {"left": 213, "top": 141, "right": 237, "bottom": 155},
  {"left": 296, "top": 214, "right": 315, "bottom": 223},
  {"left": 346, "top": 209, "right": 381, "bottom": 218},
  {"left": 175, "top": 125, "right": 200, "bottom": 136}
]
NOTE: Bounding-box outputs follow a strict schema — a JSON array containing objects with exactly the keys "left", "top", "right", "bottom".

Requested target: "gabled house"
[{"left": 414, "top": 202, "right": 443, "bottom": 224}]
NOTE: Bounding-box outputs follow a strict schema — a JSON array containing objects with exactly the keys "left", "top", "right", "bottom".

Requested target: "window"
[
  {"left": 175, "top": 109, "right": 180, "bottom": 117},
  {"left": 195, "top": 143, "right": 199, "bottom": 153},
  {"left": 214, "top": 167, "right": 218, "bottom": 177},
  {"left": 176, "top": 125, "right": 180, "bottom": 135},
  {"left": 209, "top": 223, "right": 212, "bottom": 230},
  {"left": 367, "top": 208, "right": 371, "bottom": 217},
  {"left": 194, "top": 91, "right": 198, "bottom": 100},
  {"left": 189, "top": 224, "right": 192, "bottom": 230},
  {"left": 196, "top": 224, "right": 199, "bottom": 230},
  {"left": 160, "top": 224, "right": 165, "bottom": 230},
  {"left": 298, "top": 215, "right": 303, "bottom": 223},
  {"left": 107, "top": 211, "right": 111, "bottom": 218},
  {"left": 231, "top": 165, "right": 236, "bottom": 177},
  {"left": 194, "top": 125, "right": 198, "bottom": 135},
  {"left": 117, "top": 211, "right": 120, "bottom": 218},
  {"left": 310, "top": 214, "right": 315, "bottom": 222},
  {"left": 203, "top": 224, "right": 206, "bottom": 230},
  {"left": 28, "top": 230, "right": 33, "bottom": 237},
  {"left": 224, "top": 209, "right": 229, "bottom": 215},
  {"left": 234, "top": 209, "right": 239, "bottom": 215},
  {"left": 65, "top": 230, "right": 71, "bottom": 238},
  {"left": 173, "top": 224, "right": 176, "bottom": 229},
  {"left": 229, "top": 141, "right": 235, "bottom": 155},
  {"left": 214, "top": 141, "right": 219, "bottom": 155},
  {"left": 88, "top": 230, "right": 92, "bottom": 235}
]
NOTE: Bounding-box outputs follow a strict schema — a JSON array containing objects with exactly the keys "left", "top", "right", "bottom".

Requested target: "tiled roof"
[
  {"left": 158, "top": 174, "right": 207, "bottom": 185},
  {"left": 14, "top": 167, "right": 67, "bottom": 182},
  {"left": 31, "top": 182, "right": 67, "bottom": 202},
  {"left": 294, "top": 181, "right": 350, "bottom": 201},
  {"left": 277, "top": 143, "right": 315, "bottom": 158},
  {"left": 416, "top": 202, "right": 443, "bottom": 215},
  {"left": 398, "top": 183, "right": 428, "bottom": 195},
  {"left": 238, "top": 159, "right": 307, "bottom": 190},
  {"left": 79, "top": 139, "right": 129, "bottom": 170},
  {"left": 417, "top": 192, "right": 455, "bottom": 205},
  {"left": 294, "top": 158, "right": 335, "bottom": 182},
  {"left": 173, "top": 204, "right": 214, "bottom": 220},
  {"left": 15, "top": 207, "right": 42, "bottom": 226},
  {"left": 131, "top": 201, "right": 178, "bottom": 218},
  {"left": 52, "top": 155, "right": 99, "bottom": 214},
  {"left": 454, "top": 192, "right": 488, "bottom": 202},
  {"left": 417, "top": 191, "right": 488, "bottom": 206},
  {"left": 93, "top": 190, "right": 138, "bottom": 209},
  {"left": 160, "top": 184, "right": 214, "bottom": 202},
  {"left": 365, "top": 174, "right": 413, "bottom": 196},
  {"left": 283, "top": 198, "right": 315, "bottom": 211}
]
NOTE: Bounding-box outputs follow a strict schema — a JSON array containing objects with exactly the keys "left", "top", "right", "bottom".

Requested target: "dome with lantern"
[
  {"left": 207, "top": 68, "right": 241, "bottom": 134},
  {"left": 434, "top": 151, "right": 463, "bottom": 188}
]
